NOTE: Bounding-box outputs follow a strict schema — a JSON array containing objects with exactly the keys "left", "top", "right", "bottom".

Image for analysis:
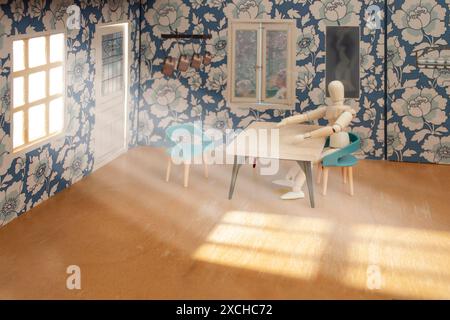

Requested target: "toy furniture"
[
  {"left": 317, "top": 132, "right": 360, "bottom": 196},
  {"left": 226, "top": 122, "right": 326, "bottom": 208},
  {"left": 165, "top": 123, "right": 213, "bottom": 187}
]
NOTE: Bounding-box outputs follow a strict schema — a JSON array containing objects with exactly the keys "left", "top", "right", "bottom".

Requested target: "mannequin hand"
[
  {"left": 294, "top": 134, "right": 306, "bottom": 143},
  {"left": 290, "top": 133, "right": 312, "bottom": 143},
  {"left": 286, "top": 134, "right": 305, "bottom": 144}
]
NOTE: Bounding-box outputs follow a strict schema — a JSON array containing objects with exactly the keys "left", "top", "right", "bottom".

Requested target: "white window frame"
[
  {"left": 11, "top": 30, "right": 66, "bottom": 154},
  {"left": 227, "top": 19, "right": 296, "bottom": 110}
]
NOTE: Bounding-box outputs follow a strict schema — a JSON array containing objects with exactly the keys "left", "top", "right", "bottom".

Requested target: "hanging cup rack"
[
  {"left": 161, "top": 28, "right": 213, "bottom": 77},
  {"left": 414, "top": 45, "right": 450, "bottom": 69}
]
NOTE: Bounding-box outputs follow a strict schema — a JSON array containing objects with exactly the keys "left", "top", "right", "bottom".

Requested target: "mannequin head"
[{"left": 328, "top": 80, "right": 345, "bottom": 106}]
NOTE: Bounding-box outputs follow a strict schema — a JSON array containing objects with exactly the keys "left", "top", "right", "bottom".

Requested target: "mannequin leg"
[
  {"left": 272, "top": 165, "right": 300, "bottom": 188},
  {"left": 280, "top": 165, "right": 306, "bottom": 200}
]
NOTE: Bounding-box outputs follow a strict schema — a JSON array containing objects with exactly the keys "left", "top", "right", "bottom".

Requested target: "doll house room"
[{"left": 0, "top": 0, "right": 449, "bottom": 300}]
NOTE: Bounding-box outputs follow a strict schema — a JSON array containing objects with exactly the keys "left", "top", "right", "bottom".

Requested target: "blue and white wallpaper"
[
  {"left": 0, "top": 0, "right": 141, "bottom": 227},
  {"left": 138, "top": 0, "right": 387, "bottom": 160},
  {"left": 386, "top": 0, "right": 450, "bottom": 164},
  {"left": 0, "top": 0, "right": 449, "bottom": 228}
]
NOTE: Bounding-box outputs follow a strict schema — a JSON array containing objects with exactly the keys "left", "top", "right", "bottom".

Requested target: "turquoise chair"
[
  {"left": 165, "top": 123, "right": 213, "bottom": 187},
  {"left": 317, "top": 132, "right": 360, "bottom": 196}
]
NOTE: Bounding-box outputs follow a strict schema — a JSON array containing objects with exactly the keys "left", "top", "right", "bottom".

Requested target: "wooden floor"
[{"left": 1, "top": 147, "right": 450, "bottom": 299}]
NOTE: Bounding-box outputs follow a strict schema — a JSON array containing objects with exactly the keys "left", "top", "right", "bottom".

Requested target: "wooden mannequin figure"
[{"left": 274, "top": 80, "right": 356, "bottom": 200}]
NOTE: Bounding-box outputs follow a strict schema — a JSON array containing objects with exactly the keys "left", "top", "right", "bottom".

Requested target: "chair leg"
[
  {"left": 322, "top": 167, "right": 329, "bottom": 196},
  {"left": 316, "top": 163, "right": 322, "bottom": 184},
  {"left": 348, "top": 167, "right": 354, "bottom": 196},
  {"left": 342, "top": 167, "right": 347, "bottom": 184},
  {"left": 203, "top": 154, "right": 208, "bottom": 178},
  {"left": 204, "top": 162, "right": 208, "bottom": 178},
  {"left": 184, "top": 163, "right": 190, "bottom": 188},
  {"left": 166, "top": 158, "right": 172, "bottom": 182}
]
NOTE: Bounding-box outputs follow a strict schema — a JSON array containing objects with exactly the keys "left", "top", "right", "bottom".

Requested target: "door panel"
[{"left": 94, "top": 24, "right": 127, "bottom": 169}]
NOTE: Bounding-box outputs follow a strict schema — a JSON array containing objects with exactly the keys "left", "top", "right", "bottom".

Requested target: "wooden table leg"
[
  {"left": 228, "top": 156, "right": 242, "bottom": 200},
  {"left": 297, "top": 161, "right": 315, "bottom": 208}
]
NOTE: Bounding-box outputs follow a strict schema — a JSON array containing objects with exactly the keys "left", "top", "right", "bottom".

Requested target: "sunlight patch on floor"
[
  {"left": 342, "top": 224, "right": 450, "bottom": 298},
  {"left": 192, "top": 210, "right": 450, "bottom": 299},
  {"left": 193, "top": 211, "right": 333, "bottom": 279}
]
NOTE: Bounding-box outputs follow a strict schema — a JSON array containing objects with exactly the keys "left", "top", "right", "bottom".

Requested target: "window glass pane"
[
  {"left": 49, "top": 66, "right": 63, "bottom": 95},
  {"left": 13, "top": 111, "right": 25, "bottom": 148},
  {"left": 234, "top": 30, "right": 257, "bottom": 98},
  {"left": 28, "top": 71, "right": 46, "bottom": 102},
  {"left": 13, "top": 77, "right": 25, "bottom": 108},
  {"left": 13, "top": 40, "right": 25, "bottom": 72},
  {"left": 265, "top": 30, "right": 288, "bottom": 100},
  {"left": 101, "top": 32, "right": 124, "bottom": 96},
  {"left": 49, "top": 98, "right": 64, "bottom": 134},
  {"left": 28, "top": 36, "right": 47, "bottom": 68},
  {"left": 28, "top": 104, "right": 46, "bottom": 141},
  {"left": 50, "top": 33, "right": 64, "bottom": 63}
]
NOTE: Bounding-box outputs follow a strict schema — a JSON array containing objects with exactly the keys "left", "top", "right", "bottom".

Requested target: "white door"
[{"left": 94, "top": 24, "right": 128, "bottom": 170}]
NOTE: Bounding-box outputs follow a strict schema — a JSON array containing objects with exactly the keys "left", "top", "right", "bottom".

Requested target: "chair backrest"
[
  {"left": 345, "top": 132, "right": 361, "bottom": 154},
  {"left": 322, "top": 132, "right": 361, "bottom": 166}
]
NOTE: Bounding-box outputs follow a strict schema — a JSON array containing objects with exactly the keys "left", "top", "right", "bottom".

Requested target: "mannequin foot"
[
  {"left": 280, "top": 191, "right": 305, "bottom": 200},
  {"left": 272, "top": 179, "right": 295, "bottom": 188}
]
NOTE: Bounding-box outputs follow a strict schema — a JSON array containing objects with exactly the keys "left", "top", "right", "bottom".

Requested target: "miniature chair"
[
  {"left": 316, "top": 132, "right": 360, "bottom": 196},
  {"left": 165, "top": 123, "right": 213, "bottom": 187}
]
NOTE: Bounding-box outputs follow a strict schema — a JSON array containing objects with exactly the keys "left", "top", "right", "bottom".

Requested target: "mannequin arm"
[
  {"left": 293, "top": 111, "right": 354, "bottom": 142},
  {"left": 334, "top": 110, "right": 354, "bottom": 129},
  {"left": 277, "top": 107, "right": 327, "bottom": 127}
]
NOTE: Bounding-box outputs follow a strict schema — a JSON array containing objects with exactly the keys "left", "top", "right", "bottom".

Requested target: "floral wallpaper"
[
  {"left": 138, "top": 0, "right": 387, "bottom": 161},
  {"left": 0, "top": 0, "right": 141, "bottom": 227},
  {"left": 387, "top": 0, "right": 450, "bottom": 164}
]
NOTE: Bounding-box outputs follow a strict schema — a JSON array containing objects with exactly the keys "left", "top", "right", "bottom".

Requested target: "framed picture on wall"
[{"left": 326, "top": 26, "right": 360, "bottom": 99}]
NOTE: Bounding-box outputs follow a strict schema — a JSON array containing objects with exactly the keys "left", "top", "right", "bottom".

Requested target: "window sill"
[
  {"left": 229, "top": 102, "right": 295, "bottom": 111},
  {"left": 12, "top": 131, "right": 66, "bottom": 157}
]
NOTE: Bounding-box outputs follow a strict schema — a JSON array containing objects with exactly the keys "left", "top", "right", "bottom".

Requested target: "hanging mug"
[
  {"left": 191, "top": 53, "right": 202, "bottom": 70},
  {"left": 203, "top": 51, "right": 212, "bottom": 66},
  {"left": 162, "top": 56, "right": 176, "bottom": 77},
  {"left": 178, "top": 54, "right": 190, "bottom": 72}
]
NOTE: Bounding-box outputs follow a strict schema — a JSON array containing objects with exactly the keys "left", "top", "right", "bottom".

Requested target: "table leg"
[
  {"left": 228, "top": 156, "right": 242, "bottom": 200},
  {"left": 297, "top": 161, "right": 315, "bottom": 208}
]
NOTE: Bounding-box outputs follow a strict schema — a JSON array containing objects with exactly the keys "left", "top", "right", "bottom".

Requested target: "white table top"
[{"left": 226, "top": 121, "right": 326, "bottom": 162}]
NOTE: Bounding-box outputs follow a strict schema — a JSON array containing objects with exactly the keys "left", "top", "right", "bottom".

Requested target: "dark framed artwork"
[{"left": 326, "top": 26, "right": 360, "bottom": 98}]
